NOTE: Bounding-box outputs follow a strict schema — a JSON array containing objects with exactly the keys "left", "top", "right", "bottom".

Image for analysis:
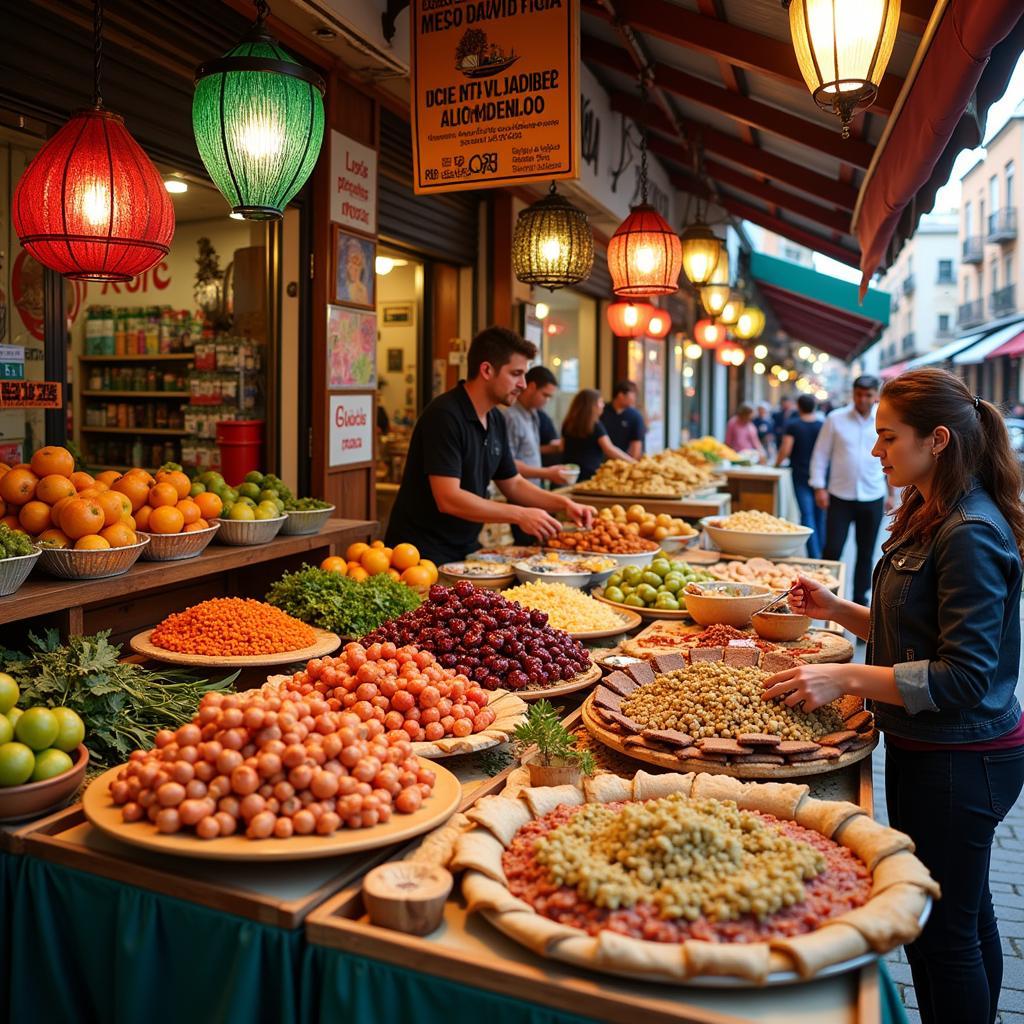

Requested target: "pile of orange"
[
  {"left": 0, "top": 448, "right": 223, "bottom": 551},
  {"left": 320, "top": 540, "right": 438, "bottom": 588}
]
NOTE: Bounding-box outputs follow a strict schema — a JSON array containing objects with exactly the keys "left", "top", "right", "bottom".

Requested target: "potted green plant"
[{"left": 513, "top": 700, "right": 596, "bottom": 788}]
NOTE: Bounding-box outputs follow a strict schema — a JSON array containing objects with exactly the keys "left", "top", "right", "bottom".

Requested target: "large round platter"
[
  {"left": 581, "top": 692, "right": 877, "bottom": 780},
  {"left": 518, "top": 662, "right": 601, "bottom": 701},
  {"left": 130, "top": 627, "right": 341, "bottom": 667},
  {"left": 82, "top": 758, "right": 461, "bottom": 861},
  {"left": 567, "top": 607, "right": 643, "bottom": 641},
  {"left": 592, "top": 587, "right": 692, "bottom": 621},
  {"left": 458, "top": 769, "right": 936, "bottom": 987}
]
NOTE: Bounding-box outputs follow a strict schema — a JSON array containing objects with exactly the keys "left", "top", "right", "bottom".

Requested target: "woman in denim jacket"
[{"left": 765, "top": 368, "right": 1024, "bottom": 1024}]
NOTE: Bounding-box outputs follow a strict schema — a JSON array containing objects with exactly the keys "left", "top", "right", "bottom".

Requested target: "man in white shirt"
[{"left": 809, "top": 375, "right": 894, "bottom": 605}]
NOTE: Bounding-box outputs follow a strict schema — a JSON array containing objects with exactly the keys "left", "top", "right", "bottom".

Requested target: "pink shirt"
[{"left": 725, "top": 418, "right": 761, "bottom": 453}]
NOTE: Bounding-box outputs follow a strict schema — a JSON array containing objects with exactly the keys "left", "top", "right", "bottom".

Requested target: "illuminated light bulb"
[
  {"left": 771, "top": 364, "right": 783, "bottom": 375},
  {"left": 798, "top": 345, "right": 811, "bottom": 360},
  {"left": 79, "top": 183, "right": 112, "bottom": 227},
  {"left": 552, "top": 356, "right": 562, "bottom": 367},
  {"left": 534, "top": 302, "right": 550, "bottom": 319},
  {"left": 229, "top": 211, "right": 245, "bottom": 220},
  {"left": 375, "top": 256, "right": 395, "bottom": 275},
  {"left": 237, "top": 116, "right": 285, "bottom": 159},
  {"left": 753, "top": 362, "right": 766, "bottom": 375},
  {"left": 778, "top": 369, "right": 790, "bottom": 381},
  {"left": 164, "top": 179, "right": 188, "bottom": 194},
  {"left": 648, "top": 349, "right": 658, "bottom": 361},
  {"left": 683, "top": 365, "right": 694, "bottom": 378},
  {"left": 540, "top": 236, "right": 561, "bottom": 262},
  {"left": 754, "top": 344, "right": 768, "bottom": 360},
  {"left": 684, "top": 342, "right": 702, "bottom": 360},
  {"left": 674, "top": 344, "right": 683, "bottom": 357},
  {"left": 624, "top": 305, "right": 639, "bottom": 327},
  {"left": 634, "top": 246, "right": 656, "bottom": 274}
]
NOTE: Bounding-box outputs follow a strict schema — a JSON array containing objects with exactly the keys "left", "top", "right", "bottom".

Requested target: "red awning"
[
  {"left": 987, "top": 329, "right": 1024, "bottom": 359},
  {"left": 855, "top": 2, "right": 1024, "bottom": 294},
  {"left": 880, "top": 360, "right": 910, "bottom": 379}
]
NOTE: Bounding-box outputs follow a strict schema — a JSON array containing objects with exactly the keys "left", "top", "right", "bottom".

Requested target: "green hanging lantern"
[{"left": 193, "top": 1, "right": 325, "bottom": 221}]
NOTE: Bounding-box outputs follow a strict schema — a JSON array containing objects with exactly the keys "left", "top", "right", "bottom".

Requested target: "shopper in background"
[
  {"left": 503, "top": 366, "right": 571, "bottom": 487},
  {"left": 775, "top": 394, "right": 825, "bottom": 556},
  {"left": 771, "top": 395, "right": 797, "bottom": 448},
  {"left": 724, "top": 403, "right": 767, "bottom": 462},
  {"left": 537, "top": 406, "right": 562, "bottom": 466},
  {"left": 385, "top": 326, "right": 594, "bottom": 563},
  {"left": 809, "top": 374, "right": 893, "bottom": 605},
  {"left": 600, "top": 380, "right": 645, "bottom": 459},
  {"left": 766, "top": 369, "right": 1024, "bottom": 1024},
  {"left": 562, "top": 388, "right": 637, "bottom": 481},
  {"left": 753, "top": 403, "right": 773, "bottom": 454}
]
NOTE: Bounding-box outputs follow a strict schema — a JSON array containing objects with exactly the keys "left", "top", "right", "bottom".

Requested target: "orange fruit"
[
  {"left": 100, "top": 522, "right": 136, "bottom": 547},
  {"left": 390, "top": 543, "right": 420, "bottom": 571},
  {"left": 156, "top": 470, "right": 191, "bottom": 500},
  {"left": 418, "top": 559, "right": 439, "bottom": 585},
  {"left": 36, "top": 474, "right": 76, "bottom": 505},
  {"left": 387, "top": 568, "right": 401, "bottom": 582},
  {"left": 148, "top": 505, "right": 185, "bottom": 534},
  {"left": 370, "top": 540, "right": 386, "bottom": 550},
  {"left": 96, "top": 490, "right": 132, "bottom": 527},
  {"left": 134, "top": 505, "right": 153, "bottom": 531},
  {"left": 60, "top": 497, "right": 106, "bottom": 539},
  {"left": 320, "top": 556, "right": 347, "bottom": 574},
  {"left": 0, "top": 514, "right": 24, "bottom": 532},
  {"left": 37, "top": 528, "right": 71, "bottom": 548},
  {"left": 30, "top": 446, "right": 74, "bottom": 478},
  {"left": 18, "top": 500, "right": 52, "bottom": 535},
  {"left": 346, "top": 541, "right": 369, "bottom": 563},
  {"left": 75, "top": 534, "right": 110, "bottom": 550},
  {"left": 360, "top": 548, "right": 391, "bottom": 576},
  {"left": 194, "top": 492, "right": 223, "bottom": 520},
  {"left": 148, "top": 482, "right": 179, "bottom": 508},
  {"left": 175, "top": 499, "right": 201, "bottom": 525},
  {"left": 184, "top": 520, "right": 209, "bottom": 533},
  {"left": 0, "top": 463, "right": 8, "bottom": 476},
  {"left": 0, "top": 497, "right": 5, "bottom": 517},
  {"left": 125, "top": 468, "right": 156, "bottom": 486},
  {"left": 95, "top": 470, "right": 122, "bottom": 487},
  {"left": 49, "top": 495, "right": 76, "bottom": 529},
  {"left": 382, "top": 547, "right": 393, "bottom": 561},
  {"left": 347, "top": 566, "right": 369, "bottom": 582},
  {"left": 400, "top": 565, "right": 432, "bottom": 588},
  {"left": 0, "top": 468, "right": 38, "bottom": 506},
  {"left": 76, "top": 487, "right": 102, "bottom": 499},
  {"left": 113, "top": 474, "right": 151, "bottom": 512},
  {"left": 69, "top": 471, "right": 95, "bottom": 492}
]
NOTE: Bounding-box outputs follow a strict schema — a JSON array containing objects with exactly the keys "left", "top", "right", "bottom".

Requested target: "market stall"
[{"left": 719, "top": 466, "right": 799, "bottom": 523}]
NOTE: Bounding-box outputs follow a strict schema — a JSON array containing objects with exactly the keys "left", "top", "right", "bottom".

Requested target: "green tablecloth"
[{"left": 4, "top": 853, "right": 909, "bottom": 1024}]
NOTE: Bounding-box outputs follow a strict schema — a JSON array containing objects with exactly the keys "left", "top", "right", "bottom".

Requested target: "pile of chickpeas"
[
  {"left": 535, "top": 794, "right": 826, "bottom": 921},
  {"left": 714, "top": 511, "right": 806, "bottom": 534}
]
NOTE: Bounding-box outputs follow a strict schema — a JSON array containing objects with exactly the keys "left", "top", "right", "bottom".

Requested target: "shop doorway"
[
  {"left": 375, "top": 247, "right": 424, "bottom": 436},
  {"left": 535, "top": 289, "right": 597, "bottom": 433}
]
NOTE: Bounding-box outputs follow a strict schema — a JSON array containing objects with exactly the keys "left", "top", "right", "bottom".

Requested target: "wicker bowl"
[
  {"left": 0, "top": 548, "right": 41, "bottom": 596},
  {"left": 138, "top": 522, "right": 220, "bottom": 561},
  {"left": 212, "top": 515, "right": 286, "bottom": 546},
  {"left": 36, "top": 537, "right": 149, "bottom": 580},
  {"left": 280, "top": 506, "right": 335, "bottom": 536},
  {"left": 0, "top": 744, "right": 90, "bottom": 823}
]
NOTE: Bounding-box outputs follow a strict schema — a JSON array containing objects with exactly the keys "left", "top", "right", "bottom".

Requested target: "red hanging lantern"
[
  {"left": 608, "top": 205, "right": 682, "bottom": 298},
  {"left": 12, "top": 5, "right": 174, "bottom": 282},
  {"left": 644, "top": 309, "right": 672, "bottom": 339},
  {"left": 606, "top": 301, "right": 654, "bottom": 338},
  {"left": 694, "top": 319, "right": 725, "bottom": 349}
]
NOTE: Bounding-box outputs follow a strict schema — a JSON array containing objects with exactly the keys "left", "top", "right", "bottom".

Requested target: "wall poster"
[{"left": 327, "top": 305, "right": 377, "bottom": 389}]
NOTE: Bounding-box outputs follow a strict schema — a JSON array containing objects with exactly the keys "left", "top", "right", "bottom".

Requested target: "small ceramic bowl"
[
  {"left": 751, "top": 609, "right": 813, "bottom": 642},
  {"left": 682, "top": 581, "right": 774, "bottom": 627},
  {"left": 0, "top": 744, "right": 89, "bottom": 823}
]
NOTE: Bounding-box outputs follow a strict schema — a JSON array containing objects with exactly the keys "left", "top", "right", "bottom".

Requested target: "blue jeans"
[
  {"left": 793, "top": 479, "right": 826, "bottom": 558},
  {"left": 885, "top": 741, "right": 1024, "bottom": 1024}
]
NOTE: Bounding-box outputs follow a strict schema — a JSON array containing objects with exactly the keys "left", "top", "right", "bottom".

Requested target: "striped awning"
[{"left": 952, "top": 319, "right": 1024, "bottom": 364}]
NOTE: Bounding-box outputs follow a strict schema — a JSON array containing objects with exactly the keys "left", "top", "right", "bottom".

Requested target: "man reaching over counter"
[{"left": 385, "top": 326, "right": 595, "bottom": 564}]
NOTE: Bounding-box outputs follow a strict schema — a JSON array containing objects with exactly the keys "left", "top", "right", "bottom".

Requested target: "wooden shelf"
[
  {"left": 81, "top": 391, "right": 190, "bottom": 398},
  {"left": 79, "top": 354, "right": 194, "bottom": 362},
  {"left": 80, "top": 427, "right": 189, "bottom": 436}
]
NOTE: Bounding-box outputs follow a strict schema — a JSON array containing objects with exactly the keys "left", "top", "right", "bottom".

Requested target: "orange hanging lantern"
[
  {"left": 645, "top": 309, "right": 672, "bottom": 339},
  {"left": 694, "top": 319, "right": 725, "bottom": 349},
  {"left": 606, "top": 301, "right": 655, "bottom": 338}
]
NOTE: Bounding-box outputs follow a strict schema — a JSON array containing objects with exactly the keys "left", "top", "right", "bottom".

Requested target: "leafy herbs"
[
  {"left": 513, "top": 699, "right": 596, "bottom": 774},
  {"left": 283, "top": 497, "right": 332, "bottom": 511},
  {"left": 0, "top": 522, "right": 36, "bottom": 558},
  {"left": 265, "top": 565, "right": 422, "bottom": 638},
  {"left": 0, "top": 630, "right": 237, "bottom": 770}
]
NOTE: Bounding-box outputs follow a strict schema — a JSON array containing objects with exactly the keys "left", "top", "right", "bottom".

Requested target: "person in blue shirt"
[
  {"left": 599, "top": 380, "right": 645, "bottom": 459},
  {"left": 561, "top": 389, "right": 636, "bottom": 481},
  {"left": 771, "top": 396, "right": 797, "bottom": 449},
  {"left": 775, "top": 393, "right": 826, "bottom": 556}
]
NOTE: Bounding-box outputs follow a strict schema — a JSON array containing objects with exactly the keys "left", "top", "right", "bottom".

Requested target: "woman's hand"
[
  {"left": 788, "top": 573, "right": 839, "bottom": 621},
  {"left": 762, "top": 664, "right": 848, "bottom": 712}
]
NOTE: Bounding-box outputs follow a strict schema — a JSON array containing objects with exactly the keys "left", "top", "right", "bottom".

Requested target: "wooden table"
[
  {"left": 721, "top": 466, "right": 797, "bottom": 520},
  {"left": 563, "top": 490, "right": 732, "bottom": 521},
  {"left": 0, "top": 519, "right": 376, "bottom": 645}
]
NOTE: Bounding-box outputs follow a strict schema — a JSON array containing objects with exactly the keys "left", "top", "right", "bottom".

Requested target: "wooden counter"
[
  {"left": 720, "top": 466, "right": 798, "bottom": 520},
  {"left": 562, "top": 490, "right": 732, "bottom": 520},
  {"left": 0, "top": 519, "right": 377, "bottom": 644}
]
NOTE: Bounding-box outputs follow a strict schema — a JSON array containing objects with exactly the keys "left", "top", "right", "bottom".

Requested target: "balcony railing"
[
  {"left": 962, "top": 237, "right": 984, "bottom": 263},
  {"left": 991, "top": 284, "right": 1017, "bottom": 318},
  {"left": 901, "top": 332, "right": 916, "bottom": 355},
  {"left": 958, "top": 298, "right": 985, "bottom": 327},
  {"left": 902, "top": 274, "right": 915, "bottom": 296},
  {"left": 987, "top": 208, "right": 1017, "bottom": 243}
]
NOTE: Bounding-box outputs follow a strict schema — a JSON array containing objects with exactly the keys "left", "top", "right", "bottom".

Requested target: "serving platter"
[
  {"left": 81, "top": 759, "right": 462, "bottom": 861},
  {"left": 581, "top": 693, "right": 877, "bottom": 780},
  {"left": 567, "top": 607, "right": 643, "bottom": 641},
  {"left": 129, "top": 627, "right": 341, "bottom": 668},
  {"left": 411, "top": 690, "right": 527, "bottom": 759},
  {"left": 518, "top": 662, "right": 602, "bottom": 701},
  {"left": 592, "top": 588, "right": 693, "bottom": 622}
]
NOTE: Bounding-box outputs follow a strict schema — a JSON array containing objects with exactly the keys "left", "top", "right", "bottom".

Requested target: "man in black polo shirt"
[
  {"left": 385, "top": 326, "right": 595, "bottom": 564},
  {"left": 600, "top": 380, "right": 645, "bottom": 459}
]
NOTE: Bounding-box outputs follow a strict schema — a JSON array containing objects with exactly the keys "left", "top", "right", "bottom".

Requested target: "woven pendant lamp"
[{"left": 512, "top": 183, "right": 594, "bottom": 290}]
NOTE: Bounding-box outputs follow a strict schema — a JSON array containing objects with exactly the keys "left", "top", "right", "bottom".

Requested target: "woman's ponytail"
[{"left": 975, "top": 397, "right": 1024, "bottom": 558}]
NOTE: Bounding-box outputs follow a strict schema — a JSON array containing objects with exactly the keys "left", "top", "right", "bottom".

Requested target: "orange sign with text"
[
  {"left": 410, "top": 0, "right": 579, "bottom": 193},
  {"left": 0, "top": 380, "right": 62, "bottom": 408}
]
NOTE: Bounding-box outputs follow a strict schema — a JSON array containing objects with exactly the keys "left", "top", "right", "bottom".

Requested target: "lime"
[
  {"left": 650, "top": 559, "right": 671, "bottom": 578},
  {"left": 254, "top": 507, "right": 275, "bottom": 521},
  {"left": 661, "top": 575, "right": 683, "bottom": 594},
  {"left": 52, "top": 707, "right": 85, "bottom": 752},
  {"left": 258, "top": 489, "right": 279, "bottom": 503},
  {"left": 273, "top": 498, "right": 285, "bottom": 513},
  {"left": 604, "top": 586, "right": 625, "bottom": 603},
  {"left": 622, "top": 566, "right": 643, "bottom": 586},
  {"left": 0, "top": 672, "right": 18, "bottom": 714},
  {"left": 14, "top": 707, "right": 59, "bottom": 751},
  {"left": 236, "top": 496, "right": 257, "bottom": 508},
  {"left": 606, "top": 573, "right": 622, "bottom": 590},
  {"left": 636, "top": 584, "right": 658, "bottom": 604},
  {"left": 31, "top": 748, "right": 74, "bottom": 782},
  {"left": 6, "top": 707, "right": 22, "bottom": 729},
  {"left": 229, "top": 504, "right": 256, "bottom": 521},
  {"left": 244, "top": 470, "right": 264, "bottom": 485},
  {"left": 0, "top": 716, "right": 12, "bottom": 745},
  {"left": 0, "top": 742, "right": 34, "bottom": 787},
  {"left": 641, "top": 571, "right": 662, "bottom": 589},
  {"left": 655, "top": 593, "right": 680, "bottom": 610},
  {"left": 189, "top": 482, "right": 207, "bottom": 497},
  {"left": 624, "top": 594, "right": 645, "bottom": 608},
  {"left": 238, "top": 482, "right": 261, "bottom": 500}
]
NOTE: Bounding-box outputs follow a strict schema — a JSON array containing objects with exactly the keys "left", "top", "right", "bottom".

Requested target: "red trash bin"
[{"left": 216, "top": 419, "right": 264, "bottom": 485}]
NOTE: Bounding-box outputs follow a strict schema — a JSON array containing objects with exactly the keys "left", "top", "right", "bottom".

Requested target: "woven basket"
[
  {"left": 280, "top": 506, "right": 335, "bottom": 536},
  {"left": 0, "top": 549, "right": 41, "bottom": 596},
  {"left": 36, "top": 537, "right": 150, "bottom": 580},
  {"left": 138, "top": 522, "right": 220, "bottom": 561},
  {"left": 212, "top": 515, "right": 286, "bottom": 546}
]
